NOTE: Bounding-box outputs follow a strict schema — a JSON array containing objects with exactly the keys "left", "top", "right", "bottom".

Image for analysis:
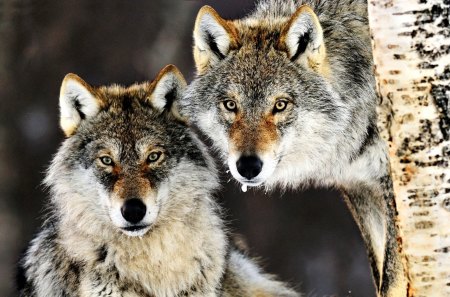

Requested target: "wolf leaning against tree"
[
  {"left": 17, "top": 65, "right": 299, "bottom": 297},
  {"left": 181, "top": 0, "right": 407, "bottom": 296}
]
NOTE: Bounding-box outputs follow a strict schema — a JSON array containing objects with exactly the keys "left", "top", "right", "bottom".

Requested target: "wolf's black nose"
[
  {"left": 236, "top": 155, "right": 263, "bottom": 180},
  {"left": 121, "top": 199, "right": 146, "bottom": 224}
]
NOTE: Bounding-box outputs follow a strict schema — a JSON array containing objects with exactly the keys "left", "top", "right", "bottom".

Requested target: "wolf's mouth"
[
  {"left": 243, "top": 179, "right": 262, "bottom": 184},
  {"left": 239, "top": 177, "right": 265, "bottom": 186},
  {"left": 121, "top": 225, "right": 149, "bottom": 232}
]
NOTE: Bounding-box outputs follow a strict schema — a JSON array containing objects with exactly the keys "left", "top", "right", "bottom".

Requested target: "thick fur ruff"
[
  {"left": 17, "top": 67, "right": 299, "bottom": 297},
  {"left": 182, "top": 1, "right": 407, "bottom": 296}
]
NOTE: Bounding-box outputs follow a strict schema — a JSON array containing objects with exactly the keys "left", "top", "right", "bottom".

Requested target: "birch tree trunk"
[{"left": 368, "top": 1, "right": 450, "bottom": 296}]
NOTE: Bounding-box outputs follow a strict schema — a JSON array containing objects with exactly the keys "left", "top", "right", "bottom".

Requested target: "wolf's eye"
[
  {"left": 147, "top": 152, "right": 162, "bottom": 163},
  {"left": 100, "top": 156, "right": 113, "bottom": 166},
  {"left": 223, "top": 100, "right": 237, "bottom": 112},
  {"left": 273, "top": 100, "right": 289, "bottom": 113}
]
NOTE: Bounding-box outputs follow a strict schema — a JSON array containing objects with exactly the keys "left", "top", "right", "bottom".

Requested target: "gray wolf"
[
  {"left": 181, "top": 1, "right": 407, "bottom": 296},
  {"left": 17, "top": 65, "right": 299, "bottom": 297}
]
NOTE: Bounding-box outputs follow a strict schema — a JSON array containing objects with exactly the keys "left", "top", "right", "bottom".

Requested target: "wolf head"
[
  {"left": 46, "top": 65, "right": 216, "bottom": 237},
  {"left": 182, "top": 4, "right": 363, "bottom": 188}
]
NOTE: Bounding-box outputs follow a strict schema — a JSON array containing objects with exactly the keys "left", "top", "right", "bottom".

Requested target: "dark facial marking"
[
  {"left": 97, "top": 171, "right": 119, "bottom": 193},
  {"left": 97, "top": 245, "right": 108, "bottom": 263},
  {"left": 122, "top": 95, "right": 133, "bottom": 112}
]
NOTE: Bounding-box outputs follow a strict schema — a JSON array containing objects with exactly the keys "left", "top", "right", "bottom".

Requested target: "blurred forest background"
[{"left": 0, "top": 0, "right": 375, "bottom": 296}]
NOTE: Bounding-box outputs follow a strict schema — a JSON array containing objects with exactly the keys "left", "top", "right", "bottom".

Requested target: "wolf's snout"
[
  {"left": 236, "top": 156, "right": 263, "bottom": 180},
  {"left": 121, "top": 199, "right": 147, "bottom": 224}
]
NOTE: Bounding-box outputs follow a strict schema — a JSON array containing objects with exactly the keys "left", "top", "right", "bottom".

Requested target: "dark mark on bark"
[
  {"left": 417, "top": 61, "right": 438, "bottom": 69},
  {"left": 442, "top": 198, "right": 450, "bottom": 211},
  {"left": 396, "top": 118, "right": 445, "bottom": 157},
  {"left": 402, "top": 4, "right": 450, "bottom": 61},
  {"left": 415, "top": 221, "right": 434, "bottom": 229},
  {"left": 443, "top": 145, "right": 450, "bottom": 158},
  {"left": 430, "top": 83, "right": 450, "bottom": 140},
  {"left": 413, "top": 211, "right": 430, "bottom": 216},
  {"left": 415, "top": 159, "right": 448, "bottom": 167},
  {"left": 409, "top": 200, "right": 436, "bottom": 207},
  {"left": 434, "top": 246, "right": 450, "bottom": 253}
]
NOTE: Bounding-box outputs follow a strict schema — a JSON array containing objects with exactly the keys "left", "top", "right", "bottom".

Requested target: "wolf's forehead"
[
  {"left": 238, "top": 27, "right": 282, "bottom": 50},
  {"left": 88, "top": 134, "right": 165, "bottom": 155},
  {"left": 89, "top": 114, "right": 168, "bottom": 145},
  {"left": 236, "top": 18, "right": 286, "bottom": 42},
  {"left": 96, "top": 84, "right": 158, "bottom": 114},
  {"left": 225, "top": 54, "right": 295, "bottom": 96},
  {"left": 99, "top": 83, "right": 149, "bottom": 102}
]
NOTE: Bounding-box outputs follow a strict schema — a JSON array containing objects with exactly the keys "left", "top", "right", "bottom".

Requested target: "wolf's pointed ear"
[
  {"left": 278, "top": 5, "right": 327, "bottom": 74},
  {"left": 193, "top": 5, "right": 239, "bottom": 74},
  {"left": 148, "top": 65, "right": 187, "bottom": 122},
  {"left": 59, "top": 74, "right": 102, "bottom": 137}
]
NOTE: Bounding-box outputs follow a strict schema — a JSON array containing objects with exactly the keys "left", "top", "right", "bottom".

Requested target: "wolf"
[
  {"left": 17, "top": 65, "right": 299, "bottom": 297},
  {"left": 181, "top": 1, "right": 407, "bottom": 296}
]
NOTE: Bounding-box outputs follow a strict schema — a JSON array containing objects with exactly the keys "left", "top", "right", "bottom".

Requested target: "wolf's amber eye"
[
  {"left": 223, "top": 100, "right": 237, "bottom": 112},
  {"left": 100, "top": 156, "right": 113, "bottom": 166},
  {"left": 147, "top": 152, "right": 162, "bottom": 163},
  {"left": 273, "top": 100, "right": 289, "bottom": 113}
]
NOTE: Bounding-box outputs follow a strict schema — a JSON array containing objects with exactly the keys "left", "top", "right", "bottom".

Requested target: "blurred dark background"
[{"left": 0, "top": 0, "right": 374, "bottom": 296}]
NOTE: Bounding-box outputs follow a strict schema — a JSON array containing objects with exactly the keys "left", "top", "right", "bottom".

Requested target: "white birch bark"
[{"left": 368, "top": 0, "right": 450, "bottom": 296}]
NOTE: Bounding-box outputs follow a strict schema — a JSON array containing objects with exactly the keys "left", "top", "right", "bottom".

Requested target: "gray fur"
[
  {"left": 182, "top": 1, "right": 407, "bottom": 296},
  {"left": 17, "top": 68, "right": 299, "bottom": 297}
]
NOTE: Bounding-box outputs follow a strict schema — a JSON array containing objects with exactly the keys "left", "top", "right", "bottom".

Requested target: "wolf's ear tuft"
[
  {"left": 278, "top": 5, "right": 327, "bottom": 74},
  {"left": 148, "top": 65, "right": 187, "bottom": 122},
  {"left": 193, "top": 6, "right": 239, "bottom": 74},
  {"left": 59, "top": 74, "right": 101, "bottom": 137}
]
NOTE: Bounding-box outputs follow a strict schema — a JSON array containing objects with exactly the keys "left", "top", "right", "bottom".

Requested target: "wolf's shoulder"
[{"left": 250, "top": 0, "right": 368, "bottom": 20}]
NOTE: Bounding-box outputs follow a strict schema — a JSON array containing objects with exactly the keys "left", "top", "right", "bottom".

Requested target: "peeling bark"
[{"left": 368, "top": 0, "right": 450, "bottom": 296}]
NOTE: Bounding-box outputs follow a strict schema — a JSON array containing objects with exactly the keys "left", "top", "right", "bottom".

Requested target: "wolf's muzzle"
[
  {"left": 121, "top": 198, "right": 147, "bottom": 224},
  {"left": 236, "top": 155, "right": 263, "bottom": 180}
]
